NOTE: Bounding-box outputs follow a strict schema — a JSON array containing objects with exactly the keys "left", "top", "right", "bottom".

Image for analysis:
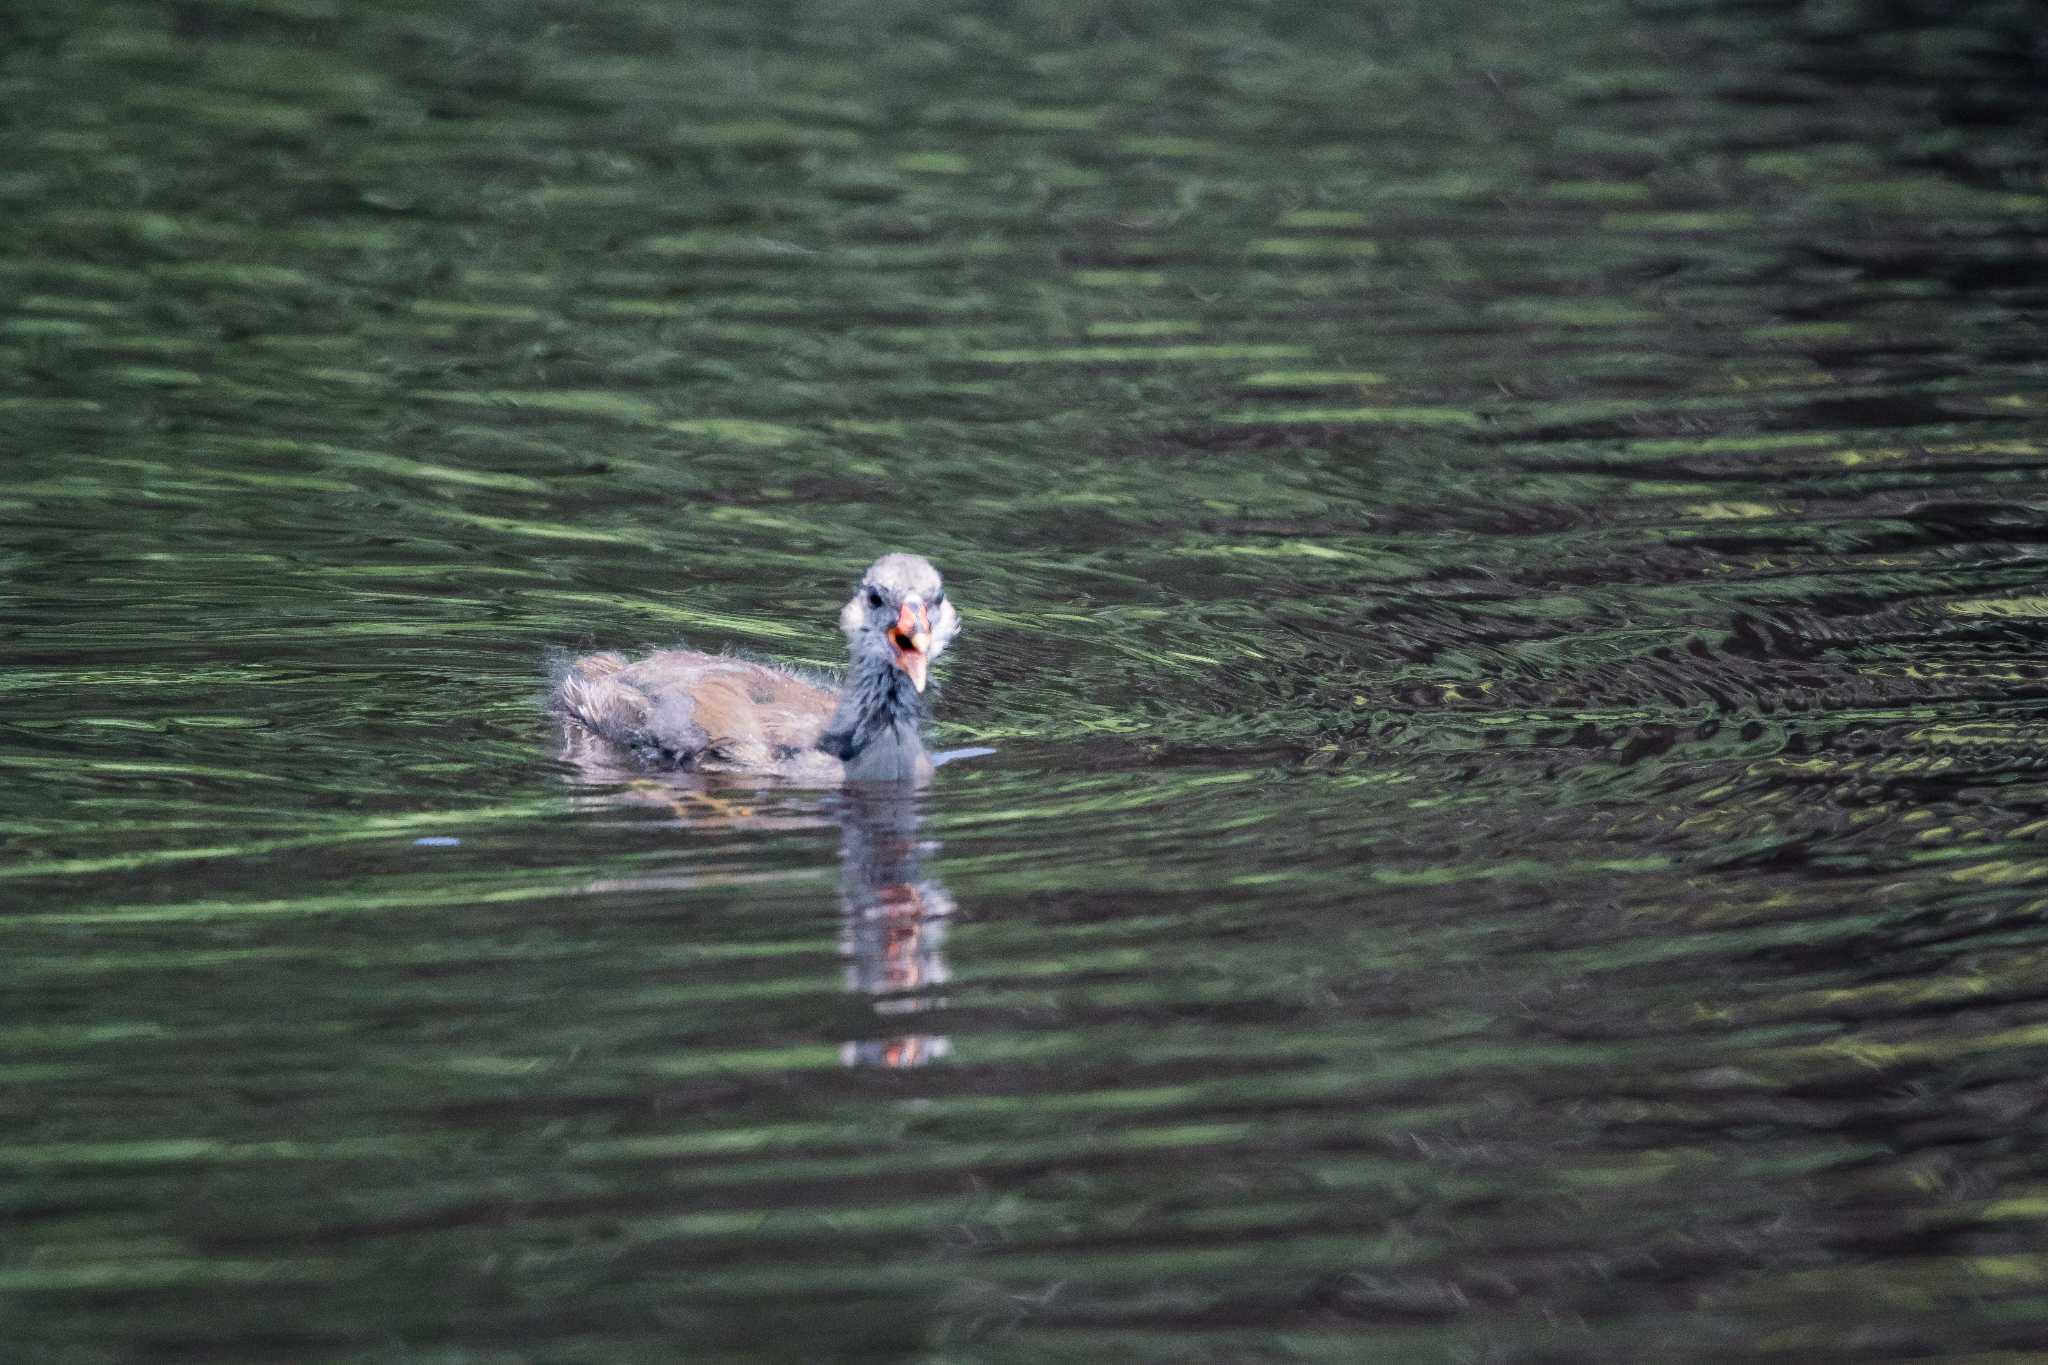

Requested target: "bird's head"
[{"left": 840, "top": 553, "right": 960, "bottom": 693}]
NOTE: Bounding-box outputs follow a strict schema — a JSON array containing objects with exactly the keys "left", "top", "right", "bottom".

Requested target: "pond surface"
[{"left": 5, "top": 1, "right": 2048, "bottom": 1360}]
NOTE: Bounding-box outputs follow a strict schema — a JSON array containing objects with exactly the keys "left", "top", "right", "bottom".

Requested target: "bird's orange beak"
[{"left": 887, "top": 600, "right": 933, "bottom": 692}]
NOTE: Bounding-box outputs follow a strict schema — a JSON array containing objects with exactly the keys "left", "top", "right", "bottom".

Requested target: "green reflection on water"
[{"left": 4, "top": 0, "right": 2048, "bottom": 1360}]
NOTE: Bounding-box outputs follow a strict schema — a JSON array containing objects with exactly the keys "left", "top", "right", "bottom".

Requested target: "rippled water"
[{"left": 6, "top": 0, "right": 2048, "bottom": 1360}]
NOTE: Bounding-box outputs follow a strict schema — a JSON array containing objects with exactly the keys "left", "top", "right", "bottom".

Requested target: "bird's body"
[
  {"left": 552, "top": 554, "right": 960, "bottom": 785},
  {"left": 554, "top": 649, "right": 855, "bottom": 782}
]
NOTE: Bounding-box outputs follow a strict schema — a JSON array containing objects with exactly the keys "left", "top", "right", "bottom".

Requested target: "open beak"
[{"left": 887, "top": 600, "right": 933, "bottom": 692}]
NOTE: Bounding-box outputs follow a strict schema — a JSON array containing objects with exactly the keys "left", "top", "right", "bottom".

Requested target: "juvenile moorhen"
[{"left": 553, "top": 553, "right": 961, "bottom": 784}]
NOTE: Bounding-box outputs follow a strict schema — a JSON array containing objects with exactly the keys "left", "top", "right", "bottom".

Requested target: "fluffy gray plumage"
[{"left": 553, "top": 553, "right": 960, "bottom": 785}]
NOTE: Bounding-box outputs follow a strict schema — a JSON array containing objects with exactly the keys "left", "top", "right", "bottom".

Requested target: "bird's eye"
[
  {"left": 931, "top": 591, "right": 945, "bottom": 609},
  {"left": 866, "top": 587, "right": 884, "bottom": 608}
]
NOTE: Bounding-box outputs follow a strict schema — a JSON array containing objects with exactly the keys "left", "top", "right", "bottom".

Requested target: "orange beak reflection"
[{"left": 887, "top": 600, "right": 933, "bottom": 692}]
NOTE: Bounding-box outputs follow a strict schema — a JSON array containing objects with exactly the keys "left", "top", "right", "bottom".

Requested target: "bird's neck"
[{"left": 820, "top": 654, "right": 927, "bottom": 780}]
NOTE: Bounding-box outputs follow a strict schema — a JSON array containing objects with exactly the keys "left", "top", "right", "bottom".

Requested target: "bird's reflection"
[
  {"left": 556, "top": 747, "right": 954, "bottom": 1069},
  {"left": 835, "top": 790, "right": 952, "bottom": 1068}
]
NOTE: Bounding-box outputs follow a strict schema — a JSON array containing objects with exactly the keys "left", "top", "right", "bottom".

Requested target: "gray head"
[{"left": 838, "top": 553, "right": 961, "bottom": 693}]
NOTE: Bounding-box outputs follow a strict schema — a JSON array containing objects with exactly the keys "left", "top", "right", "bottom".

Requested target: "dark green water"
[{"left": 6, "top": 1, "right": 2048, "bottom": 1360}]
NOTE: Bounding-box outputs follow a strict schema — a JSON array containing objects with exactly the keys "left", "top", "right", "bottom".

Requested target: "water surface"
[{"left": 5, "top": 1, "right": 2048, "bottom": 1360}]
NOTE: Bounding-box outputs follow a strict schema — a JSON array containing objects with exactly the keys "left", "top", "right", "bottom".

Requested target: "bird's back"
[{"left": 554, "top": 649, "right": 842, "bottom": 777}]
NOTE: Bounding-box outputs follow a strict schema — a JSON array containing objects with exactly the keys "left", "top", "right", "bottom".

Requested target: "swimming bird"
[{"left": 553, "top": 553, "right": 961, "bottom": 784}]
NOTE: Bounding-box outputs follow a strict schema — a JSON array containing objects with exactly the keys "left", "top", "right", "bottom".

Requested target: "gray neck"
[{"left": 819, "top": 654, "right": 928, "bottom": 782}]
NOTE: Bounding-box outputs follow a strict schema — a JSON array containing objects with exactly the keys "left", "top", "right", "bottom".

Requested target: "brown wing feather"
[
  {"left": 555, "top": 651, "right": 651, "bottom": 739},
  {"left": 554, "top": 649, "right": 837, "bottom": 771}
]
